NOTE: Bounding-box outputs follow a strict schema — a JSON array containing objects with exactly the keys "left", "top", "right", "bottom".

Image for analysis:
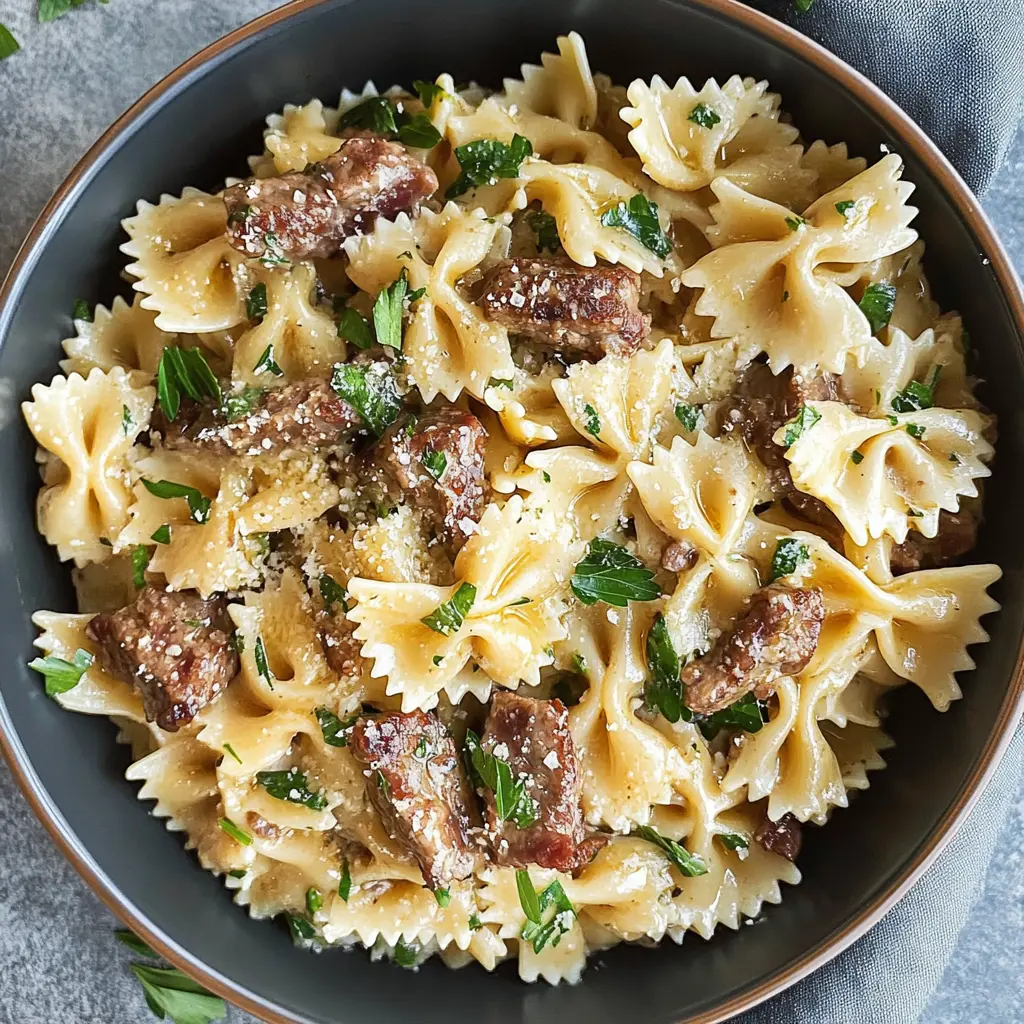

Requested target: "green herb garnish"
[
  {"left": 151, "top": 524, "right": 171, "bottom": 545},
  {"left": 717, "top": 833, "right": 750, "bottom": 852},
  {"left": 421, "top": 582, "right": 477, "bottom": 635},
  {"left": 253, "top": 635, "right": 274, "bottom": 689},
  {"left": 318, "top": 573, "right": 348, "bottom": 611},
  {"left": 421, "top": 447, "right": 447, "bottom": 481},
  {"left": 781, "top": 405, "right": 821, "bottom": 446},
  {"left": 835, "top": 200, "right": 855, "bottom": 218},
  {"left": 337, "top": 307, "right": 374, "bottom": 349},
  {"left": 397, "top": 113, "right": 443, "bottom": 149},
  {"left": 468, "top": 913, "right": 482, "bottom": 930},
  {"left": 219, "top": 817, "right": 252, "bottom": 846},
  {"left": 907, "top": 423, "right": 926, "bottom": 439},
  {"left": 582, "top": 403, "right": 601, "bottom": 438},
  {"left": 131, "top": 545, "right": 150, "bottom": 589},
  {"left": 222, "top": 743, "right": 242, "bottom": 765},
  {"left": 141, "top": 479, "right": 211, "bottom": 524},
  {"left": 464, "top": 730, "right": 538, "bottom": 828},
  {"left": 859, "top": 282, "right": 897, "bottom": 334},
  {"left": 414, "top": 79, "right": 446, "bottom": 107},
  {"left": 256, "top": 767, "right": 327, "bottom": 810},
  {"left": 28, "top": 649, "right": 93, "bottom": 698},
  {"left": 850, "top": 449, "right": 864, "bottom": 465},
  {"left": 129, "top": 963, "right": 227, "bottom": 1024},
  {"left": 891, "top": 365, "right": 941, "bottom": 413},
  {"left": 392, "top": 938, "right": 421, "bottom": 968},
  {"left": 570, "top": 538, "right": 661, "bottom": 608},
  {"left": 221, "top": 385, "right": 264, "bottom": 422},
  {"left": 784, "top": 215, "right": 805, "bottom": 232},
  {"left": 156, "top": 346, "right": 221, "bottom": 421},
  {"left": 338, "top": 96, "right": 397, "bottom": 134},
  {"left": 121, "top": 404, "right": 134, "bottom": 436},
  {"left": 315, "top": 706, "right": 357, "bottom": 747},
  {"left": 306, "top": 887, "right": 323, "bottom": 916},
  {"left": 446, "top": 134, "right": 533, "bottom": 199},
  {"left": 253, "top": 343, "right": 283, "bottom": 376},
  {"left": 644, "top": 613, "right": 688, "bottom": 724},
  {"left": 286, "top": 913, "right": 317, "bottom": 944},
  {"left": 330, "top": 362, "right": 402, "bottom": 437},
  {"left": 338, "top": 859, "right": 352, "bottom": 901},
  {"left": 635, "top": 825, "right": 708, "bottom": 876},
  {"left": 246, "top": 282, "right": 268, "bottom": 321},
  {"left": 600, "top": 194, "right": 673, "bottom": 258},
  {"left": 698, "top": 692, "right": 769, "bottom": 740},
  {"left": 769, "top": 538, "right": 809, "bottom": 581},
  {"left": 688, "top": 103, "right": 721, "bottom": 129},
  {"left": 373, "top": 268, "right": 413, "bottom": 350},
  {"left": 515, "top": 870, "right": 576, "bottom": 953},
  {"left": 674, "top": 403, "right": 703, "bottom": 432},
  {"left": 434, "top": 888, "right": 451, "bottom": 908},
  {"left": 527, "top": 209, "right": 561, "bottom": 253}
]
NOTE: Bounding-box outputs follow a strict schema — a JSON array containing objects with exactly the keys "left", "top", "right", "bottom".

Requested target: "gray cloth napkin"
[{"left": 0, "top": 2, "right": 1022, "bottom": 1023}]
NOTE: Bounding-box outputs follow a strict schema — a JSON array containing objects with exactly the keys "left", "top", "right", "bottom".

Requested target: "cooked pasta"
[{"left": 22, "top": 31, "right": 1000, "bottom": 986}]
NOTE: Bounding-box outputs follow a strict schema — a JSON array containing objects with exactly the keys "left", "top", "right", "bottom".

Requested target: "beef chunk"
[
  {"left": 722, "top": 363, "right": 838, "bottom": 498},
  {"left": 155, "top": 378, "right": 360, "bottom": 456},
  {"left": 224, "top": 135, "right": 438, "bottom": 261},
  {"left": 661, "top": 538, "right": 698, "bottom": 572},
  {"left": 316, "top": 609, "right": 362, "bottom": 678},
  {"left": 755, "top": 811, "right": 803, "bottom": 862},
  {"left": 478, "top": 257, "right": 651, "bottom": 358},
  {"left": 480, "top": 692, "right": 606, "bottom": 874},
  {"left": 367, "top": 405, "right": 487, "bottom": 553},
  {"left": 682, "top": 584, "right": 824, "bottom": 715},
  {"left": 889, "top": 509, "right": 978, "bottom": 575},
  {"left": 348, "top": 711, "right": 476, "bottom": 889},
  {"left": 86, "top": 587, "right": 237, "bottom": 731}
]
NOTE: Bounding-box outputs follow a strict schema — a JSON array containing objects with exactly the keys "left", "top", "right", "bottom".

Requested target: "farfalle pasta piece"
[
  {"left": 60, "top": 294, "right": 175, "bottom": 377},
  {"left": 620, "top": 74, "right": 778, "bottom": 191},
  {"left": 23, "top": 367, "right": 155, "bottom": 565},
  {"left": 347, "top": 495, "right": 572, "bottom": 711},
  {"left": 779, "top": 401, "right": 993, "bottom": 546},
  {"left": 344, "top": 204, "right": 513, "bottom": 401},
  {"left": 483, "top": 365, "right": 576, "bottom": 447},
  {"left": 503, "top": 31, "right": 597, "bottom": 129},
  {"left": 122, "top": 187, "right": 252, "bottom": 333},
  {"left": 800, "top": 139, "right": 867, "bottom": 200},
  {"left": 682, "top": 155, "right": 919, "bottom": 372},
  {"left": 260, "top": 99, "right": 342, "bottom": 175}
]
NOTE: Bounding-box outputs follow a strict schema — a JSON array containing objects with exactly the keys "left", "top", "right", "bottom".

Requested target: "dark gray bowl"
[{"left": 1, "top": 1, "right": 1022, "bottom": 1022}]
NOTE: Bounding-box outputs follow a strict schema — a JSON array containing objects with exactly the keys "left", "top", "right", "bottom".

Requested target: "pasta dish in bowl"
[{"left": 19, "top": 30, "right": 1001, "bottom": 988}]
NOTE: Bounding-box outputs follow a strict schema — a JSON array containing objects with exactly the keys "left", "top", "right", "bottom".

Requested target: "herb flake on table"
[
  {"left": 256, "top": 767, "right": 328, "bottom": 810},
  {"left": 571, "top": 538, "right": 661, "bottom": 607},
  {"left": 28, "top": 649, "right": 93, "bottom": 697},
  {"left": 446, "top": 134, "right": 533, "bottom": 198},
  {"left": 464, "top": 729, "right": 538, "bottom": 828},
  {"left": 115, "top": 929, "right": 157, "bottom": 958},
  {"left": 600, "top": 194, "right": 673, "bottom": 258},
  {"left": 0, "top": 24, "right": 20, "bottom": 60},
  {"left": 130, "top": 963, "right": 226, "bottom": 1024}
]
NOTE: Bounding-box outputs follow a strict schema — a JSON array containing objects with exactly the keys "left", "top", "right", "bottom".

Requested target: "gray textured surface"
[{"left": 0, "top": 2, "right": 1022, "bottom": 1023}]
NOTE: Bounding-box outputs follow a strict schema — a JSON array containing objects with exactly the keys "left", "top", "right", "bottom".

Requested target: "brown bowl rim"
[{"left": 1, "top": 0, "right": 1022, "bottom": 1021}]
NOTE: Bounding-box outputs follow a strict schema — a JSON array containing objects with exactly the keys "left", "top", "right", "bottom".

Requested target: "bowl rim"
[{"left": 1, "top": 0, "right": 1023, "bottom": 1021}]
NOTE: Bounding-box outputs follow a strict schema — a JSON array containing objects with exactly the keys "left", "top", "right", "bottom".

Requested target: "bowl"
[{"left": 1, "top": 1, "right": 1022, "bottom": 1021}]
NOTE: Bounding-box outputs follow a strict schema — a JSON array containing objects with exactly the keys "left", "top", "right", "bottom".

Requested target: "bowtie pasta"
[{"left": 22, "top": 31, "right": 999, "bottom": 986}]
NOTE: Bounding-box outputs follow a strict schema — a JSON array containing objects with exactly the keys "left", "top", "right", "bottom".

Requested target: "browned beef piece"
[
  {"left": 755, "top": 812, "right": 803, "bottom": 862},
  {"left": 721, "top": 363, "right": 838, "bottom": 498},
  {"left": 889, "top": 509, "right": 978, "bottom": 575},
  {"left": 661, "top": 538, "right": 698, "bottom": 572},
  {"left": 85, "top": 587, "right": 237, "bottom": 731},
  {"left": 480, "top": 692, "right": 606, "bottom": 874},
  {"left": 367, "top": 405, "right": 488, "bottom": 553},
  {"left": 478, "top": 257, "right": 651, "bottom": 358},
  {"left": 155, "top": 378, "right": 360, "bottom": 456},
  {"left": 316, "top": 609, "right": 362, "bottom": 678},
  {"left": 348, "top": 711, "right": 476, "bottom": 889},
  {"left": 224, "top": 135, "right": 438, "bottom": 261},
  {"left": 682, "top": 584, "right": 824, "bottom": 715}
]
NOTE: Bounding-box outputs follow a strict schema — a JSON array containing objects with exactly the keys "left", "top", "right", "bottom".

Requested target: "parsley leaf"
[
  {"left": 891, "top": 365, "right": 941, "bottom": 413},
  {"left": 156, "top": 346, "right": 221, "bottom": 420},
  {"left": 131, "top": 545, "right": 150, "bottom": 589},
  {"left": 464, "top": 730, "right": 539, "bottom": 828},
  {"left": 392, "top": 938, "right": 421, "bottom": 968},
  {"left": 256, "top": 767, "right": 327, "bottom": 810},
  {"left": 337, "top": 307, "right": 374, "bottom": 349},
  {"left": 330, "top": 362, "right": 402, "bottom": 437},
  {"left": 222, "top": 743, "right": 242, "bottom": 765},
  {"left": 907, "top": 423, "right": 925, "bottom": 440},
  {"left": 318, "top": 573, "right": 348, "bottom": 610},
  {"left": 259, "top": 233, "right": 290, "bottom": 268},
  {"left": 835, "top": 200, "right": 856, "bottom": 218},
  {"left": 286, "top": 914, "right": 317, "bottom": 944},
  {"left": 635, "top": 825, "right": 708, "bottom": 877},
  {"left": 600, "top": 194, "right": 673, "bottom": 258},
  {"left": 397, "top": 113, "right": 443, "bottom": 149},
  {"left": 468, "top": 913, "right": 482, "bottom": 930},
  {"left": 644, "top": 614, "right": 689, "bottom": 724},
  {"left": 697, "top": 692, "right": 768, "bottom": 740},
  {"left": 246, "top": 283, "right": 268, "bottom": 321},
  {"left": 414, "top": 79, "right": 446, "bottom": 107},
  {"left": 688, "top": 103, "right": 721, "bottom": 129},
  {"left": 527, "top": 209, "right": 561, "bottom": 253},
  {"left": 315, "top": 706, "right": 357, "bottom": 747},
  {"left": 770, "top": 538, "right": 809, "bottom": 581},
  {"left": 446, "top": 134, "right": 533, "bottom": 199},
  {"left": 129, "top": 963, "right": 226, "bottom": 1024},
  {"left": 570, "top": 538, "right": 661, "bottom": 608},
  {"left": 717, "top": 833, "right": 750, "bottom": 852},
  {"left": 675, "top": 403, "right": 703, "bottom": 432},
  {"left": 306, "top": 887, "right": 323, "bottom": 916},
  {"left": 851, "top": 449, "right": 865, "bottom": 465},
  {"left": 421, "top": 447, "right": 447, "bottom": 481},
  {"left": 434, "top": 888, "right": 451, "bottom": 908},
  {"left": 781, "top": 405, "right": 821, "bottom": 446},
  {"left": 338, "top": 96, "right": 397, "bottom": 134},
  {"left": 784, "top": 215, "right": 805, "bottom": 232},
  {"left": 141, "top": 479, "right": 211, "bottom": 524},
  {"left": 115, "top": 929, "right": 157, "bottom": 958},
  {"left": 515, "top": 870, "right": 576, "bottom": 953},
  {"left": 121, "top": 404, "right": 135, "bottom": 436},
  {"left": 373, "top": 270, "right": 412, "bottom": 350},
  {"left": 582, "top": 403, "right": 601, "bottom": 437},
  {"left": 794, "top": 0, "right": 817, "bottom": 10},
  {"left": 338, "top": 859, "right": 352, "bottom": 901},
  {"left": 859, "top": 282, "right": 898, "bottom": 334},
  {"left": 0, "top": 24, "right": 20, "bottom": 60},
  {"left": 28, "top": 649, "right": 93, "bottom": 697},
  {"left": 219, "top": 817, "right": 252, "bottom": 846},
  {"left": 421, "top": 582, "right": 477, "bottom": 635},
  {"left": 253, "top": 343, "right": 283, "bottom": 376},
  {"left": 151, "top": 524, "right": 171, "bottom": 545},
  {"left": 221, "top": 385, "right": 264, "bottom": 422},
  {"left": 253, "top": 635, "right": 274, "bottom": 689}
]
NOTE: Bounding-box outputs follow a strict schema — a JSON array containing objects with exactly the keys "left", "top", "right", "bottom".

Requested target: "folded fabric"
[{"left": 755, "top": 0, "right": 1024, "bottom": 194}]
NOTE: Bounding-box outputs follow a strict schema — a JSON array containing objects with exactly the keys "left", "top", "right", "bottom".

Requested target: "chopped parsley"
[
  {"left": 571, "top": 651, "right": 588, "bottom": 677},
  {"left": 337, "top": 307, "right": 374, "bottom": 349},
  {"left": 717, "top": 833, "right": 750, "bottom": 852},
  {"left": 674, "top": 403, "right": 703, "bottom": 432},
  {"left": 851, "top": 449, "right": 865, "bottom": 466},
  {"left": 330, "top": 362, "right": 402, "bottom": 437},
  {"left": 338, "top": 96, "right": 397, "bottom": 134},
  {"left": 421, "top": 446, "right": 447, "bottom": 481},
  {"left": 0, "top": 25, "right": 20, "bottom": 61},
  {"left": 259, "top": 233, "right": 290, "bottom": 268},
  {"left": 487, "top": 376, "right": 515, "bottom": 391},
  {"left": 256, "top": 767, "right": 327, "bottom": 810},
  {"left": 28, "top": 649, "right": 93, "bottom": 697},
  {"left": 130, "top": 545, "right": 150, "bottom": 589},
  {"left": 906, "top": 423, "right": 926, "bottom": 439},
  {"left": 644, "top": 613, "right": 687, "bottom": 724},
  {"left": 338, "top": 859, "right": 352, "bottom": 901},
  {"left": 769, "top": 537, "right": 809, "bottom": 581},
  {"left": 219, "top": 817, "right": 252, "bottom": 846},
  {"left": 373, "top": 268, "right": 415, "bottom": 350},
  {"left": 128, "top": 963, "right": 226, "bottom": 1024},
  {"left": 306, "top": 887, "right": 323, "bottom": 916},
  {"left": 253, "top": 636, "right": 274, "bottom": 689},
  {"left": 71, "top": 297, "right": 91, "bottom": 321},
  {"left": 222, "top": 743, "right": 243, "bottom": 765},
  {"left": 413, "top": 79, "right": 446, "bottom": 107},
  {"left": 421, "top": 582, "right": 477, "bottom": 635},
  {"left": 392, "top": 938, "right": 421, "bottom": 968},
  {"left": 397, "top": 113, "right": 443, "bottom": 149},
  {"left": 698, "top": 692, "right": 769, "bottom": 740},
  {"left": 221, "top": 385, "right": 264, "bottom": 422},
  {"left": 635, "top": 825, "right": 708, "bottom": 876},
  {"left": 859, "top": 282, "right": 898, "bottom": 334},
  {"left": 781, "top": 405, "right": 821, "bottom": 446},
  {"left": 835, "top": 200, "right": 856, "bottom": 218},
  {"left": 434, "top": 888, "right": 451, "bottom": 908},
  {"left": 468, "top": 913, "right": 482, "bottom": 930},
  {"left": 891, "top": 365, "right": 941, "bottom": 413},
  {"left": 515, "top": 870, "right": 576, "bottom": 953},
  {"left": 527, "top": 209, "right": 561, "bottom": 253},
  {"left": 318, "top": 573, "right": 348, "bottom": 611},
  {"left": 464, "top": 730, "right": 538, "bottom": 828},
  {"left": 784, "top": 215, "right": 805, "bottom": 232},
  {"left": 151, "top": 524, "right": 171, "bottom": 545},
  {"left": 446, "top": 134, "right": 533, "bottom": 199},
  {"left": 157, "top": 345, "right": 221, "bottom": 421},
  {"left": 688, "top": 103, "right": 721, "bottom": 129},
  {"left": 570, "top": 538, "right": 661, "bottom": 608},
  {"left": 600, "top": 194, "right": 673, "bottom": 258},
  {"left": 582, "top": 403, "right": 601, "bottom": 438},
  {"left": 227, "top": 869, "right": 247, "bottom": 880},
  {"left": 315, "top": 706, "right": 357, "bottom": 747},
  {"left": 246, "top": 282, "right": 268, "bottom": 322},
  {"left": 121, "top": 404, "right": 134, "bottom": 436},
  {"left": 141, "top": 479, "right": 211, "bottom": 524},
  {"left": 286, "top": 913, "right": 317, "bottom": 944},
  {"left": 253, "top": 343, "right": 283, "bottom": 376}
]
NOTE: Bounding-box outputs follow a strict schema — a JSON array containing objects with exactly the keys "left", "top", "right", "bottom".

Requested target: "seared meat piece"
[
  {"left": 316, "top": 609, "right": 362, "bottom": 678},
  {"left": 722, "top": 362, "right": 838, "bottom": 498},
  {"left": 367, "top": 405, "right": 487, "bottom": 553},
  {"left": 480, "top": 692, "right": 606, "bottom": 874},
  {"left": 86, "top": 587, "right": 237, "bottom": 731},
  {"left": 682, "top": 584, "right": 824, "bottom": 715},
  {"left": 755, "top": 812, "right": 803, "bottom": 862},
  {"left": 890, "top": 509, "right": 978, "bottom": 575},
  {"left": 349, "top": 711, "right": 476, "bottom": 889},
  {"left": 224, "top": 135, "right": 438, "bottom": 261},
  {"left": 661, "top": 538, "right": 698, "bottom": 572},
  {"left": 478, "top": 257, "right": 651, "bottom": 358},
  {"left": 155, "top": 378, "right": 360, "bottom": 456}
]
